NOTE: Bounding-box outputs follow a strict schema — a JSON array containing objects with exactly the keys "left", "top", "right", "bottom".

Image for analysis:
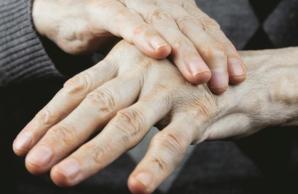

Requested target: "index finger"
[{"left": 93, "top": 1, "right": 171, "bottom": 59}]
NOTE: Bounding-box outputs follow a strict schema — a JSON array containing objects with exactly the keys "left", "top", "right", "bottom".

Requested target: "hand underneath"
[
  {"left": 33, "top": 0, "right": 246, "bottom": 92},
  {"left": 13, "top": 41, "right": 298, "bottom": 193}
]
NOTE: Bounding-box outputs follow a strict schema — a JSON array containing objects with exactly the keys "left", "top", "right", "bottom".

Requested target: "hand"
[
  {"left": 119, "top": 0, "right": 247, "bottom": 93},
  {"left": 32, "top": 0, "right": 246, "bottom": 92},
  {"left": 13, "top": 41, "right": 298, "bottom": 193},
  {"left": 32, "top": 0, "right": 171, "bottom": 57}
]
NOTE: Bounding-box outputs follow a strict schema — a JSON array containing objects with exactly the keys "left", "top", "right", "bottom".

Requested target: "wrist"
[
  {"left": 230, "top": 48, "right": 298, "bottom": 126},
  {"left": 242, "top": 47, "right": 298, "bottom": 105},
  {"left": 206, "top": 47, "right": 298, "bottom": 140}
]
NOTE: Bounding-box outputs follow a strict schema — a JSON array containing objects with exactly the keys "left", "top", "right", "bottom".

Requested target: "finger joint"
[
  {"left": 112, "top": 109, "right": 145, "bottom": 147},
  {"left": 63, "top": 72, "right": 92, "bottom": 95},
  {"left": 85, "top": 89, "right": 116, "bottom": 113},
  {"left": 50, "top": 124, "right": 78, "bottom": 147},
  {"left": 35, "top": 109, "right": 56, "bottom": 126}
]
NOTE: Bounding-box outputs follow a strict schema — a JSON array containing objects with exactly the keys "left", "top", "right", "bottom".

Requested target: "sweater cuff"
[{"left": 0, "top": 0, "right": 63, "bottom": 87}]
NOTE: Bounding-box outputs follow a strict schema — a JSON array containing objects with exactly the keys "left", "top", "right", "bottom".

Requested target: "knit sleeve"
[{"left": 0, "top": 0, "right": 63, "bottom": 87}]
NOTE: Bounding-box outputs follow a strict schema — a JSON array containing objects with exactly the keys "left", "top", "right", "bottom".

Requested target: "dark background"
[{"left": 1, "top": 0, "right": 298, "bottom": 193}]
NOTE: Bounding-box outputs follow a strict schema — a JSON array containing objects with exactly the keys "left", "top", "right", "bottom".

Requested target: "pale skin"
[
  {"left": 13, "top": 41, "right": 298, "bottom": 194},
  {"left": 33, "top": 0, "right": 246, "bottom": 93}
]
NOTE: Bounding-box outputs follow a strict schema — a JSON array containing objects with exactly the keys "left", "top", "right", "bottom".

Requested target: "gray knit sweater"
[{"left": 0, "top": 0, "right": 62, "bottom": 86}]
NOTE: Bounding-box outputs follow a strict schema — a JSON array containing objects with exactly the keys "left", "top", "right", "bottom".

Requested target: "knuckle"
[
  {"left": 133, "top": 24, "right": 158, "bottom": 41},
  {"left": 151, "top": 83, "right": 171, "bottom": 94},
  {"left": 198, "top": 17, "right": 220, "bottom": 31},
  {"left": 132, "top": 23, "right": 148, "bottom": 36},
  {"left": 49, "top": 124, "right": 78, "bottom": 147},
  {"left": 202, "top": 47, "right": 226, "bottom": 63},
  {"left": 148, "top": 9, "right": 172, "bottom": 23},
  {"left": 154, "top": 131, "right": 188, "bottom": 154},
  {"left": 195, "top": 100, "right": 213, "bottom": 118},
  {"left": 192, "top": 91, "right": 217, "bottom": 118},
  {"left": 57, "top": 25, "right": 91, "bottom": 54},
  {"left": 213, "top": 48, "right": 227, "bottom": 61},
  {"left": 204, "top": 18, "right": 221, "bottom": 30},
  {"left": 152, "top": 156, "right": 169, "bottom": 172},
  {"left": 92, "top": 146, "right": 106, "bottom": 165},
  {"left": 112, "top": 109, "right": 145, "bottom": 146},
  {"left": 63, "top": 73, "right": 92, "bottom": 95},
  {"left": 176, "top": 16, "right": 195, "bottom": 32},
  {"left": 83, "top": 143, "right": 108, "bottom": 166},
  {"left": 85, "top": 89, "right": 116, "bottom": 113},
  {"left": 35, "top": 109, "right": 56, "bottom": 126}
]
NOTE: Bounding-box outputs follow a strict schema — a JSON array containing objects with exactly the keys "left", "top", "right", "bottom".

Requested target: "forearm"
[{"left": 0, "top": 0, "right": 62, "bottom": 86}]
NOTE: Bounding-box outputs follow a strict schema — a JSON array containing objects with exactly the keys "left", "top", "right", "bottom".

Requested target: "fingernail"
[
  {"left": 58, "top": 159, "right": 80, "bottom": 178},
  {"left": 135, "top": 172, "right": 152, "bottom": 187},
  {"left": 209, "top": 70, "right": 228, "bottom": 91},
  {"left": 188, "top": 58, "right": 209, "bottom": 77},
  {"left": 229, "top": 58, "right": 244, "bottom": 76},
  {"left": 150, "top": 36, "right": 168, "bottom": 51},
  {"left": 13, "top": 132, "right": 32, "bottom": 152},
  {"left": 27, "top": 146, "right": 52, "bottom": 166}
]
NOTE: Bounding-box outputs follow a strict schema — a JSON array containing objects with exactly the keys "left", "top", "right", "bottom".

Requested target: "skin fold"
[
  {"left": 32, "top": 0, "right": 246, "bottom": 92},
  {"left": 13, "top": 41, "right": 298, "bottom": 194}
]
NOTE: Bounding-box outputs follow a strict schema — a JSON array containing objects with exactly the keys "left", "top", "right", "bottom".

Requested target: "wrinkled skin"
[
  {"left": 33, "top": 0, "right": 246, "bottom": 92},
  {"left": 14, "top": 41, "right": 298, "bottom": 194}
]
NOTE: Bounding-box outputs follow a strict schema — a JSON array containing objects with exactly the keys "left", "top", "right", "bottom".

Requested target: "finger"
[
  {"left": 227, "top": 50, "right": 246, "bottom": 85},
  {"left": 183, "top": 3, "right": 246, "bottom": 85},
  {"left": 123, "top": 4, "right": 211, "bottom": 84},
  {"left": 173, "top": 15, "right": 229, "bottom": 94},
  {"left": 50, "top": 92, "right": 172, "bottom": 187},
  {"left": 202, "top": 22, "right": 246, "bottom": 84},
  {"left": 150, "top": 10, "right": 211, "bottom": 84},
  {"left": 94, "top": 1, "right": 171, "bottom": 59},
  {"left": 25, "top": 74, "right": 142, "bottom": 174},
  {"left": 151, "top": 4, "right": 227, "bottom": 91},
  {"left": 13, "top": 60, "right": 118, "bottom": 156},
  {"left": 128, "top": 117, "right": 195, "bottom": 194},
  {"left": 225, "top": 44, "right": 246, "bottom": 84}
]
